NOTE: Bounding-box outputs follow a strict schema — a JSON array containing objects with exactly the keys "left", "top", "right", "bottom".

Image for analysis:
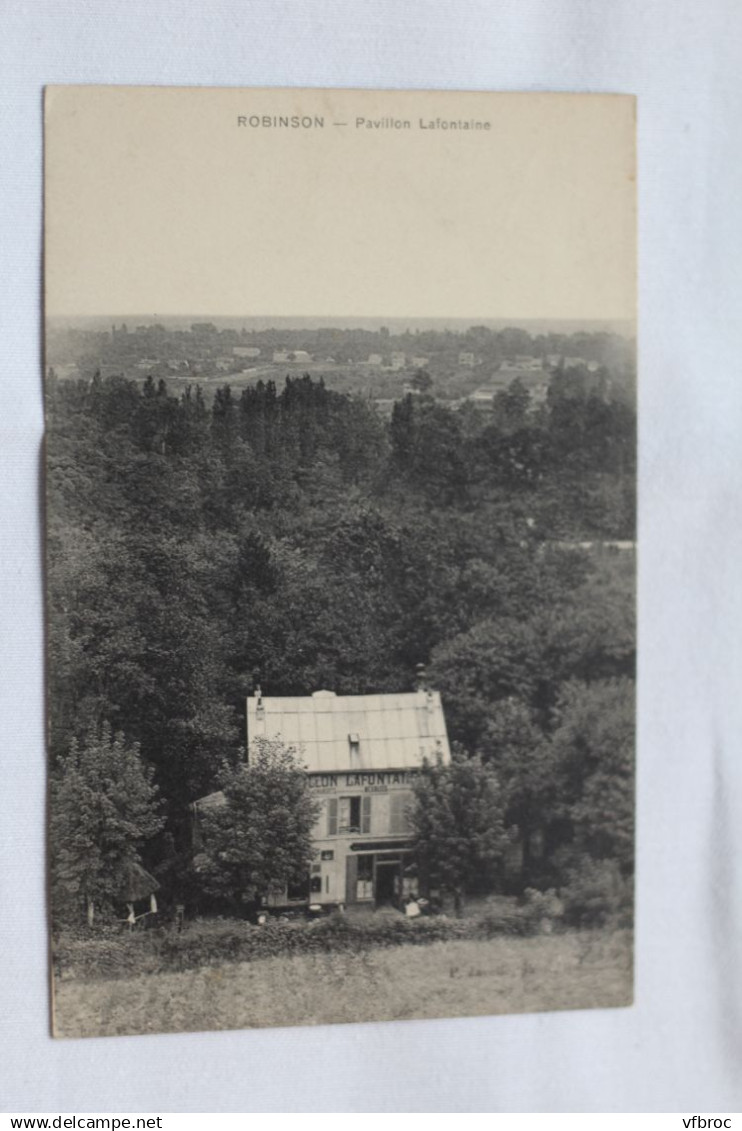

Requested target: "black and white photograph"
[{"left": 45, "top": 87, "right": 636, "bottom": 1039}]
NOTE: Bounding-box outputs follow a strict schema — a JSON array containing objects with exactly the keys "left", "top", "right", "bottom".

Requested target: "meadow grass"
[{"left": 53, "top": 928, "right": 632, "bottom": 1038}]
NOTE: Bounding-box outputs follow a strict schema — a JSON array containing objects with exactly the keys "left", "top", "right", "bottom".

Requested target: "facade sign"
[{"left": 308, "top": 770, "right": 419, "bottom": 792}]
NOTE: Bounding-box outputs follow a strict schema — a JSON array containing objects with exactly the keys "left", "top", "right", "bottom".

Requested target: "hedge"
[{"left": 53, "top": 897, "right": 558, "bottom": 982}]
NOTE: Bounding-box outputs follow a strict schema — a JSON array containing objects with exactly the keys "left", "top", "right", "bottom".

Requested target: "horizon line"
[{"left": 48, "top": 313, "right": 636, "bottom": 328}]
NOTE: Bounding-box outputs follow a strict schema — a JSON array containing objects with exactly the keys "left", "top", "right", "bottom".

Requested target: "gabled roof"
[
  {"left": 247, "top": 689, "right": 450, "bottom": 774},
  {"left": 120, "top": 862, "right": 159, "bottom": 902}
]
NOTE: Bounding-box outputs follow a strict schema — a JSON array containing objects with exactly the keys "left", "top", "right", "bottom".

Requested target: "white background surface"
[{"left": 1, "top": 0, "right": 741, "bottom": 1114}]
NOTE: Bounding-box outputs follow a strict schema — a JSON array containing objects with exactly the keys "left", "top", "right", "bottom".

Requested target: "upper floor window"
[
  {"left": 389, "top": 791, "right": 413, "bottom": 835},
  {"left": 327, "top": 795, "right": 371, "bottom": 836}
]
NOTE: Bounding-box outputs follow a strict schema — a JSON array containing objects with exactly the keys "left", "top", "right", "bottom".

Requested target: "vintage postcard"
[{"left": 45, "top": 86, "right": 636, "bottom": 1038}]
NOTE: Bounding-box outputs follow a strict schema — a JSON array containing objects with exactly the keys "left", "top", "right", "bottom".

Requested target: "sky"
[{"left": 45, "top": 87, "right": 636, "bottom": 323}]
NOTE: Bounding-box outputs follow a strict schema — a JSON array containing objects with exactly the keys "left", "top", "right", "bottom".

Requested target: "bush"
[
  {"left": 559, "top": 856, "right": 633, "bottom": 928},
  {"left": 520, "top": 888, "right": 564, "bottom": 934},
  {"left": 474, "top": 903, "right": 532, "bottom": 938},
  {"left": 53, "top": 930, "right": 159, "bottom": 981},
  {"left": 53, "top": 911, "right": 477, "bottom": 980},
  {"left": 54, "top": 888, "right": 618, "bottom": 983}
]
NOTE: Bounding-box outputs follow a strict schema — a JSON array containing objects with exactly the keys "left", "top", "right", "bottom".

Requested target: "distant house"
[
  {"left": 273, "top": 349, "right": 312, "bottom": 364},
  {"left": 492, "top": 365, "right": 524, "bottom": 384},
  {"left": 233, "top": 346, "right": 261, "bottom": 359},
  {"left": 562, "top": 357, "right": 600, "bottom": 373},
  {"left": 389, "top": 351, "right": 406, "bottom": 370},
  {"left": 467, "top": 387, "right": 498, "bottom": 406},
  {"left": 514, "top": 355, "right": 543, "bottom": 371},
  {"left": 458, "top": 351, "right": 477, "bottom": 368},
  {"left": 373, "top": 398, "right": 396, "bottom": 417},
  {"left": 410, "top": 356, "right": 430, "bottom": 368},
  {"left": 367, "top": 353, "right": 383, "bottom": 367},
  {"left": 195, "top": 686, "right": 451, "bottom": 911},
  {"left": 552, "top": 355, "right": 600, "bottom": 373},
  {"left": 467, "top": 370, "right": 549, "bottom": 410}
]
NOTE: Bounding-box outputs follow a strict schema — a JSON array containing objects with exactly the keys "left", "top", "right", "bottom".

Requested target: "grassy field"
[{"left": 53, "top": 929, "right": 632, "bottom": 1039}]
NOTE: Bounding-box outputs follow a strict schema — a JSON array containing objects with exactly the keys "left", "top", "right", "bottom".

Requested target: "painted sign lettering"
[{"left": 309, "top": 770, "right": 419, "bottom": 790}]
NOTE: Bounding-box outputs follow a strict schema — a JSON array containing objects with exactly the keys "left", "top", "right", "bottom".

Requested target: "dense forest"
[{"left": 47, "top": 362, "right": 635, "bottom": 901}]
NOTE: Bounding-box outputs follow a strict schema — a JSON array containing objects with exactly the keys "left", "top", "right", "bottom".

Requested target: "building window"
[
  {"left": 339, "top": 796, "right": 361, "bottom": 833},
  {"left": 356, "top": 855, "right": 374, "bottom": 901},
  {"left": 389, "top": 791, "right": 412, "bottom": 835},
  {"left": 327, "top": 795, "right": 371, "bottom": 836},
  {"left": 287, "top": 877, "right": 309, "bottom": 901},
  {"left": 358, "top": 856, "right": 373, "bottom": 881}
]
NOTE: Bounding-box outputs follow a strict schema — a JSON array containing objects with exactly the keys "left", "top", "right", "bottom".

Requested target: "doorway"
[{"left": 374, "top": 861, "right": 399, "bottom": 907}]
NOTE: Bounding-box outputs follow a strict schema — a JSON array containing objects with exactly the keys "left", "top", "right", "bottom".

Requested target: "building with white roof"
[
  {"left": 248, "top": 687, "right": 449, "bottom": 773},
  {"left": 195, "top": 686, "right": 451, "bottom": 911}
]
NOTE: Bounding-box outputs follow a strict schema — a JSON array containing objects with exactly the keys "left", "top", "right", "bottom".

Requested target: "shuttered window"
[
  {"left": 329, "top": 795, "right": 371, "bottom": 835},
  {"left": 339, "top": 796, "right": 360, "bottom": 832},
  {"left": 327, "top": 797, "right": 338, "bottom": 836},
  {"left": 390, "top": 792, "right": 412, "bottom": 835}
]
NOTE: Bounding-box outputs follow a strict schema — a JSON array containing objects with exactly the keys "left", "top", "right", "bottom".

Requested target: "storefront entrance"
[
  {"left": 374, "top": 860, "right": 399, "bottom": 907},
  {"left": 345, "top": 852, "right": 406, "bottom": 906}
]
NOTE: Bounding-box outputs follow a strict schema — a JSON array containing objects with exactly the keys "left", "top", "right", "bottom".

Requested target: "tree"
[
  {"left": 390, "top": 394, "right": 416, "bottom": 468},
  {"left": 409, "top": 750, "right": 509, "bottom": 914},
  {"left": 211, "top": 384, "right": 238, "bottom": 451},
  {"left": 481, "top": 698, "right": 558, "bottom": 881},
  {"left": 427, "top": 615, "right": 549, "bottom": 749},
  {"left": 411, "top": 368, "right": 433, "bottom": 394},
  {"left": 45, "top": 363, "right": 635, "bottom": 911},
  {"left": 194, "top": 737, "right": 319, "bottom": 909},
  {"left": 492, "top": 377, "right": 530, "bottom": 432},
  {"left": 50, "top": 724, "right": 163, "bottom": 925},
  {"left": 550, "top": 678, "right": 635, "bottom": 873},
  {"left": 390, "top": 396, "right": 469, "bottom": 503}
]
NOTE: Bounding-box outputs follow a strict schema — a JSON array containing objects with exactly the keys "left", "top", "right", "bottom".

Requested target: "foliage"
[
  {"left": 410, "top": 751, "right": 509, "bottom": 911},
  {"left": 558, "top": 854, "right": 633, "bottom": 928},
  {"left": 519, "top": 887, "right": 564, "bottom": 932},
  {"left": 50, "top": 725, "right": 164, "bottom": 921},
  {"left": 549, "top": 678, "right": 635, "bottom": 872},
  {"left": 54, "top": 900, "right": 579, "bottom": 983},
  {"left": 481, "top": 700, "right": 556, "bottom": 833},
  {"left": 46, "top": 366, "right": 636, "bottom": 905},
  {"left": 193, "top": 737, "right": 319, "bottom": 906},
  {"left": 492, "top": 377, "right": 530, "bottom": 433},
  {"left": 390, "top": 394, "right": 469, "bottom": 502},
  {"left": 410, "top": 368, "right": 434, "bottom": 394}
]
